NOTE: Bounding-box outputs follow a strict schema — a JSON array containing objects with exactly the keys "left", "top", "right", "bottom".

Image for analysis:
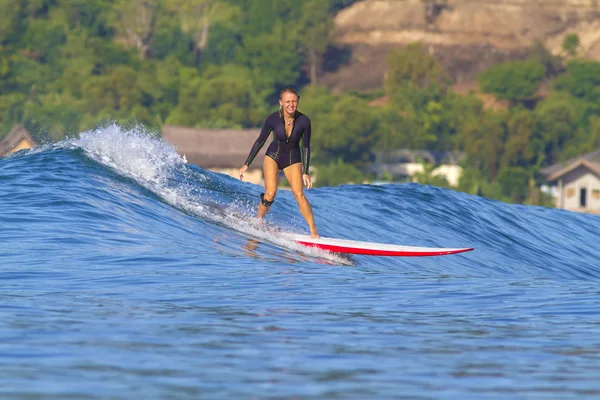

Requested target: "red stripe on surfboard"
[{"left": 294, "top": 240, "right": 474, "bottom": 257}]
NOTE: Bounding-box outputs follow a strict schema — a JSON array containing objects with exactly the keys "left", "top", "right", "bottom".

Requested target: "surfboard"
[{"left": 289, "top": 234, "right": 474, "bottom": 257}]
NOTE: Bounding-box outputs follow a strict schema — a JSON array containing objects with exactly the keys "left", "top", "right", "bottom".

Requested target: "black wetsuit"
[{"left": 244, "top": 111, "right": 312, "bottom": 174}]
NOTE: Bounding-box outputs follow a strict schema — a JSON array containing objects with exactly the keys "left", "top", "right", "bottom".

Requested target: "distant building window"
[
  {"left": 580, "top": 188, "right": 587, "bottom": 208},
  {"left": 593, "top": 189, "right": 600, "bottom": 200},
  {"left": 566, "top": 188, "right": 575, "bottom": 198}
]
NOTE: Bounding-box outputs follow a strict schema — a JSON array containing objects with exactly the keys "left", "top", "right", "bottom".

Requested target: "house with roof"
[
  {"left": 369, "top": 149, "right": 465, "bottom": 186},
  {"left": 540, "top": 150, "right": 600, "bottom": 214},
  {"left": 0, "top": 124, "right": 37, "bottom": 157},
  {"left": 162, "top": 125, "right": 265, "bottom": 185}
]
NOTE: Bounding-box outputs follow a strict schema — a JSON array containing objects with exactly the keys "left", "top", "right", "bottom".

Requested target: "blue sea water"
[{"left": 1, "top": 124, "right": 600, "bottom": 399}]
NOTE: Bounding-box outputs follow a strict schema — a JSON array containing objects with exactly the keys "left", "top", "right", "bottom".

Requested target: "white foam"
[{"left": 73, "top": 123, "right": 187, "bottom": 184}]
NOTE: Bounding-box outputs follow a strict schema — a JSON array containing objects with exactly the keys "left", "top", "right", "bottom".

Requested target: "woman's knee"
[
  {"left": 263, "top": 190, "right": 277, "bottom": 201},
  {"left": 261, "top": 190, "right": 277, "bottom": 207},
  {"left": 293, "top": 190, "right": 306, "bottom": 202}
]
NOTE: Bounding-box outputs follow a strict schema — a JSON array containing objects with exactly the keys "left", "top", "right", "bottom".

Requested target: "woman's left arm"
[
  {"left": 301, "top": 117, "right": 311, "bottom": 176},
  {"left": 301, "top": 117, "right": 312, "bottom": 189}
]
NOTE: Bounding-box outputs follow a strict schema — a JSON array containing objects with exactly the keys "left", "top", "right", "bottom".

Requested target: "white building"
[
  {"left": 541, "top": 150, "right": 600, "bottom": 214},
  {"left": 370, "top": 149, "right": 464, "bottom": 187}
]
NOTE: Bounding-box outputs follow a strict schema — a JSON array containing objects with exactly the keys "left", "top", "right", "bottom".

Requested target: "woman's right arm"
[
  {"left": 244, "top": 117, "right": 272, "bottom": 168},
  {"left": 240, "top": 115, "right": 272, "bottom": 179}
]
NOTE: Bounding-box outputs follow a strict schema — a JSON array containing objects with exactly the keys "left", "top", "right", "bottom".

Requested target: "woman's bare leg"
[
  {"left": 258, "top": 157, "right": 279, "bottom": 218},
  {"left": 283, "top": 163, "right": 319, "bottom": 238}
]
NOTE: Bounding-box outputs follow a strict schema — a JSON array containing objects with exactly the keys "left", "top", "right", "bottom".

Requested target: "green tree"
[
  {"left": 501, "top": 108, "right": 534, "bottom": 168},
  {"left": 478, "top": 60, "right": 545, "bottom": 105},
  {"left": 554, "top": 59, "right": 600, "bottom": 103},
  {"left": 149, "top": 56, "right": 186, "bottom": 122},
  {"left": 455, "top": 110, "right": 507, "bottom": 182},
  {"left": 0, "top": 93, "right": 28, "bottom": 135},
  {"left": 456, "top": 163, "right": 483, "bottom": 195},
  {"left": 110, "top": 0, "right": 161, "bottom": 60},
  {"left": 384, "top": 42, "right": 443, "bottom": 95},
  {"left": 297, "top": 0, "right": 334, "bottom": 85},
  {"left": 52, "top": 0, "right": 114, "bottom": 35},
  {"left": 166, "top": 0, "right": 240, "bottom": 65},
  {"left": 313, "top": 159, "right": 366, "bottom": 187},
  {"left": 312, "top": 94, "right": 381, "bottom": 165},
  {"left": 166, "top": 64, "right": 266, "bottom": 128},
  {"left": 383, "top": 84, "right": 448, "bottom": 150},
  {"left": 229, "top": 0, "right": 301, "bottom": 37},
  {"left": 496, "top": 166, "right": 529, "bottom": 203},
  {"left": 298, "top": 85, "right": 336, "bottom": 118},
  {"left": 562, "top": 33, "right": 580, "bottom": 58},
  {"left": 438, "top": 91, "right": 484, "bottom": 149},
  {"left": 533, "top": 93, "right": 581, "bottom": 166},
  {"left": 377, "top": 107, "right": 415, "bottom": 150},
  {"left": 22, "top": 91, "right": 84, "bottom": 141},
  {"left": 236, "top": 26, "right": 303, "bottom": 94},
  {"left": 0, "top": 1, "right": 27, "bottom": 50},
  {"left": 23, "top": 19, "right": 67, "bottom": 64},
  {"left": 584, "top": 115, "right": 600, "bottom": 152}
]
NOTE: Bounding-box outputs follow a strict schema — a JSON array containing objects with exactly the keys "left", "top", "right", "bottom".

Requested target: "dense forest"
[{"left": 1, "top": 0, "right": 600, "bottom": 205}]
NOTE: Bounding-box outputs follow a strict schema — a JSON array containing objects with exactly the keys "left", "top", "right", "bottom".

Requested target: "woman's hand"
[
  {"left": 239, "top": 165, "right": 248, "bottom": 180},
  {"left": 303, "top": 174, "right": 313, "bottom": 189}
]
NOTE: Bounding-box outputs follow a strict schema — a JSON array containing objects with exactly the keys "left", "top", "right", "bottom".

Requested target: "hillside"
[{"left": 323, "top": 0, "right": 600, "bottom": 92}]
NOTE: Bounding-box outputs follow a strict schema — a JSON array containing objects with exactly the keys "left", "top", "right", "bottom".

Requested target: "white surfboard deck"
[{"left": 289, "top": 234, "right": 474, "bottom": 257}]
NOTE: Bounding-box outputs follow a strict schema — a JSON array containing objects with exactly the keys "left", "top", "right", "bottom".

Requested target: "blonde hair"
[
  {"left": 280, "top": 87, "right": 300, "bottom": 100},
  {"left": 279, "top": 87, "right": 300, "bottom": 113}
]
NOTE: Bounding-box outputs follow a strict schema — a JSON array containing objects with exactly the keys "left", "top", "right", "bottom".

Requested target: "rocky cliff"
[{"left": 324, "top": 0, "right": 600, "bottom": 92}]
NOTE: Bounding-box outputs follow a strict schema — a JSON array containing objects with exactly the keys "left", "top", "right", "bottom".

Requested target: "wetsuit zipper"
[{"left": 285, "top": 111, "right": 297, "bottom": 144}]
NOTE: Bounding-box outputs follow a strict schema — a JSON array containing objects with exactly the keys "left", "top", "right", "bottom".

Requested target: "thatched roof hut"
[
  {"left": 162, "top": 125, "right": 265, "bottom": 169},
  {"left": 162, "top": 125, "right": 266, "bottom": 184},
  {"left": 0, "top": 124, "right": 37, "bottom": 157}
]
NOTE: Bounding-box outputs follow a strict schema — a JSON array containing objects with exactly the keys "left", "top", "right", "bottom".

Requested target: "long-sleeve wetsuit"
[{"left": 244, "top": 111, "right": 312, "bottom": 174}]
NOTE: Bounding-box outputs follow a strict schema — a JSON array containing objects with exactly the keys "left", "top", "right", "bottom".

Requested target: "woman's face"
[{"left": 279, "top": 92, "right": 299, "bottom": 116}]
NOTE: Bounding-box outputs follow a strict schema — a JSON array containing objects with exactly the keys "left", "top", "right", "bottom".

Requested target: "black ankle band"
[{"left": 260, "top": 193, "right": 274, "bottom": 207}]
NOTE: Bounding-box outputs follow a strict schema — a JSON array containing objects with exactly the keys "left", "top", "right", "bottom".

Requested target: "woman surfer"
[{"left": 238, "top": 88, "right": 319, "bottom": 238}]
